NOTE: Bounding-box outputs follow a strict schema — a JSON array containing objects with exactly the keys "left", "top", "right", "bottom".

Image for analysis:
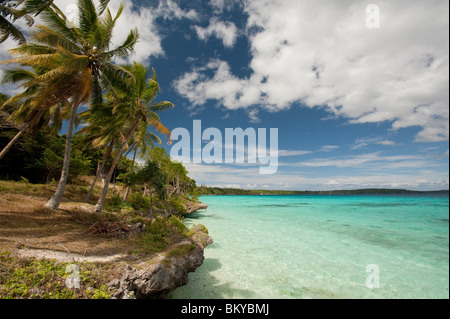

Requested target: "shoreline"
[{"left": 0, "top": 179, "right": 212, "bottom": 299}]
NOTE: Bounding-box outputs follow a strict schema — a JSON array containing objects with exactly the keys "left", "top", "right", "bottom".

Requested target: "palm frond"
[
  {"left": 98, "top": 0, "right": 111, "bottom": 15},
  {"left": 77, "top": 0, "right": 98, "bottom": 40},
  {"left": 21, "top": 0, "right": 54, "bottom": 16},
  {"left": 0, "top": 15, "right": 26, "bottom": 44},
  {"left": 7, "top": 42, "right": 56, "bottom": 55},
  {"left": 0, "top": 53, "right": 57, "bottom": 67},
  {"left": 1, "top": 67, "right": 37, "bottom": 84},
  {"left": 102, "top": 28, "right": 139, "bottom": 60},
  {"left": 33, "top": 25, "right": 81, "bottom": 53},
  {"left": 38, "top": 4, "right": 79, "bottom": 43}
]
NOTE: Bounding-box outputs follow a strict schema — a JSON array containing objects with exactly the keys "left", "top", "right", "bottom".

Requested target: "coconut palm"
[
  {"left": 0, "top": 67, "right": 66, "bottom": 160},
  {"left": 0, "top": 0, "right": 139, "bottom": 210},
  {"left": 77, "top": 101, "right": 126, "bottom": 203},
  {"left": 93, "top": 63, "right": 173, "bottom": 213}
]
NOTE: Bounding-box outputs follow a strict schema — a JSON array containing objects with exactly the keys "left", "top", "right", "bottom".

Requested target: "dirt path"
[{"left": 14, "top": 247, "right": 126, "bottom": 263}]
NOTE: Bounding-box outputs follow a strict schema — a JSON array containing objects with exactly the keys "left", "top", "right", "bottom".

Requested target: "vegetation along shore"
[{"left": 0, "top": 0, "right": 210, "bottom": 299}]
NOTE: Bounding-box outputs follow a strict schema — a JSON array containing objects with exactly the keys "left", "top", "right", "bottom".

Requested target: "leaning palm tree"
[
  {"left": 0, "top": 0, "right": 139, "bottom": 210},
  {"left": 0, "top": 67, "right": 66, "bottom": 160},
  {"left": 93, "top": 63, "right": 173, "bottom": 213},
  {"left": 0, "top": 0, "right": 53, "bottom": 44},
  {"left": 77, "top": 100, "right": 127, "bottom": 203}
]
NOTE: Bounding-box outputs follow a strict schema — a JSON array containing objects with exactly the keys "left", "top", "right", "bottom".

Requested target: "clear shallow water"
[{"left": 168, "top": 195, "right": 449, "bottom": 299}]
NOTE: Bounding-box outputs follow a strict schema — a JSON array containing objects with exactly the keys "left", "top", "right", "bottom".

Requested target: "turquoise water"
[{"left": 168, "top": 195, "right": 449, "bottom": 299}]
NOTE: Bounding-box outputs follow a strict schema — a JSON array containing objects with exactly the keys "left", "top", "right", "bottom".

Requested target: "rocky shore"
[
  {"left": 108, "top": 225, "right": 213, "bottom": 299},
  {"left": 185, "top": 202, "right": 208, "bottom": 214}
]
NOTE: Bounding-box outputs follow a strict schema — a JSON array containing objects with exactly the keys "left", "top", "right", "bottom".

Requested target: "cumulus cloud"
[
  {"left": 194, "top": 17, "right": 238, "bottom": 48},
  {"left": 174, "top": 0, "right": 449, "bottom": 143},
  {"left": 209, "top": 0, "right": 240, "bottom": 14}
]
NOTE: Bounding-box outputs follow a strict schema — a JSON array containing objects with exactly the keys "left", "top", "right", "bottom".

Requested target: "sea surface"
[{"left": 168, "top": 194, "right": 449, "bottom": 299}]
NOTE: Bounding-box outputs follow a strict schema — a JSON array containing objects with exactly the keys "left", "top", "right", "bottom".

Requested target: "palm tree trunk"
[
  {"left": 85, "top": 139, "right": 114, "bottom": 203},
  {"left": 94, "top": 120, "right": 140, "bottom": 213},
  {"left": 123, "top": 148, "right": 137, "bottom": 201},
  {"left": 0, "top": 128, "right": 25, "bottom": 160},
  {"left": 44, "top": 103, "right": 79, "bottom": 210},
  {"left": 149, "top": 189, "right": 153, "bottom": 216}
]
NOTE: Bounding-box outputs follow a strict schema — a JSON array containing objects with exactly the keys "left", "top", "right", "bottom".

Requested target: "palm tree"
[
  {"left": 0, "top": 67, "right": 65, "bottom": 160},
  {"left": 79, "top": 65, "right": 170, "bottom": 204},
  {"left": 0, "top": 0, "right": 53, "bottom": 44},
  {"left": 77, "top": 101, "right": 124, "bottom": 203},
  {"left": 0, "top": 0, "right": 139, "bottom": 210},
  {"left": 93, "top": 63, "right": 173, "bottom": 213},
  {"left": 122, "top": 119, "right": 165, "bottom": 201}
]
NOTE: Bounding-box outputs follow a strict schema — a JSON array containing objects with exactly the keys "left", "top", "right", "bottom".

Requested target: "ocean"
[{"left": 168, "top": 194, "right": 449, "bottom": 299}]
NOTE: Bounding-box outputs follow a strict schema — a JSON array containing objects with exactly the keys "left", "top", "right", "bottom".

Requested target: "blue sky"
[{"left": 0, "top": 0, "right": 448, "bottom": 190}]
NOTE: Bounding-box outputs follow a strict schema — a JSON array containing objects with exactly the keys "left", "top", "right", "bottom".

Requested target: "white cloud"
[
  {"left": 318, "top": 145, "right": 340, "bottom": 152},
  {"left": 184, "top": 162, "right": 449, "bottom": 191},
  {"left": 155, "top": 0, "right": 199, "bottom": 21},
  {"left": 377, "top": 140, "right": 396, "bottom": 146},
  {"left": 194, "top": 17, "right": 238, "bottom": 48},
  {"left": 209, "top": 0, "right": 240, "bottom": 14},
  {"left": 292, "top": 152, "right": 437, "bottom": 170},
  {"left": 0, "top": 38, "right": 27, "bottom": 96},
  {"left": 175, "top": 0, "right": 449, "bottom": 143},
  {"left": 277, "top": 150, "right": 312, "bottom": 157},
  {"left": 352, "top": 137, "right": 398, "bottom": 149}
]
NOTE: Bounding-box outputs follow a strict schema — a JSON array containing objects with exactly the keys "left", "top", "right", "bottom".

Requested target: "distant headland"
[{"left": 196, "top": 187, "right": 449, "bottom": 196}]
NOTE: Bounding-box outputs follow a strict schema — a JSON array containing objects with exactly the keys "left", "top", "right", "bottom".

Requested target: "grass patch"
[
  {"left": 166, "top": 244, "right": 196, "bottom": 258},
  {"left": 137, "top": 216, "right": 189, "bottom": 254}
]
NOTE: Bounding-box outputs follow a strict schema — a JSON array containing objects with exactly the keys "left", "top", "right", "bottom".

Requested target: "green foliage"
[
  {"left": 19, "top": 176, "right": 29, "bottom": 184},
  {"left": 0, "top": 251, "right": 111, "bottom": 299},
  {"left": 0, "top": 128, "right": 91, "bottom": 183},
  {"left": 105, "top": 194, "right": 126, "bottom": 211},
  {"left": 165, "top": 196, "right": 187, "bottom": 215},
  {"left": 166, "top": 244, "right": 196, "bottom": 258},
  {"left": 129, "top": 192, "right": 151, "bottom": 211},
  {"left": 137, "top": 217, "right": 188, "bottom": 254},
  {"left": 188, "top": 224, "right": 209, "bottom": 236},
  {"left": 133, "top": 159, "right": 167, "bottom": 199},
  {"left": 168, "top": 215, "right": 188, "bottom": 234}
]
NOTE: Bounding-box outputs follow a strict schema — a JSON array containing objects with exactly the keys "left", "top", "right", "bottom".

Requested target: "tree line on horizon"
[
  {"left": 0, "top": 0, "right": 196, "bottom": 213},
  {"left": 196, "top": 186, "right": 449, "bottom": 196}
]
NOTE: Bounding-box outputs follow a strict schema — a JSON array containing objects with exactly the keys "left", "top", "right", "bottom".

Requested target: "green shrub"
[
  {"left": 188, "top": 224, "right": 209, "bottom": 236},
  {"left": 168, "top": 215, "right": 188, "bottom": 235},
  {"left": 165, "top": 196, "right": 187, "bottom": 215},
  {"left": 129, "top": 192, "right": 151, "bottom": 211},
  {"left": 166, "top": 244, "right": 196, "bottom": 258},
  {"left": 106, "top": 195, "right": 125, "bottom": 211},
  {"left": 137, "top": 217, "right": 188, "bottom": 254},
  {"left": 19, "top": 176, "right": 30, "bottom": 184}
]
